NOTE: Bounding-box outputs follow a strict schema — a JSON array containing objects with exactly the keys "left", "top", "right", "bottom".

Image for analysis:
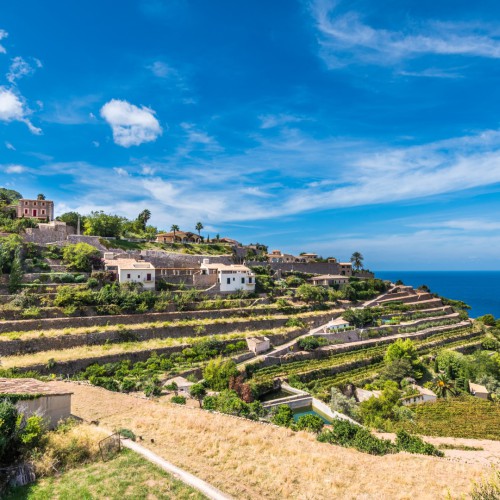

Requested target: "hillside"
[{"left": 49, "top": 381, "right": 489, "bottom": 499}]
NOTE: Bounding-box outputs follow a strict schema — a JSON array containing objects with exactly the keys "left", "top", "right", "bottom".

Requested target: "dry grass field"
[{"left": 50, "top": 381, "right": 493, "bottom": 500}]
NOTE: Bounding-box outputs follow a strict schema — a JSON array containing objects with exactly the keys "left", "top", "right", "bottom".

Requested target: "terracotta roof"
[{"left": 0, "top": 378, "right": 73, "bottom": 396}]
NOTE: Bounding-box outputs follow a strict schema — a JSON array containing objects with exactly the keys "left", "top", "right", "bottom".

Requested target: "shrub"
[
  {"left": 74, "top": 274, "right": 87, "bottom": 283},
  {"left": 285, "top": 317, "right": 306, "bottom": 328},
  {"left": 117, "top": 428, "right": 136, "bottom": 441},
  {"left": 317, "top": 419, "right": 395, "bottom": 456},
  {"left": 298, "top": 336, "right": 327, "bottom": 351},
  {"left": 271, "top": 405, "right": 294, "bottom": 427},
  {"left": 203, "top": 357, "right": 238, "bottom": 391},
  {"left": 395, "top": 430, "right": 444, "bottom": 457},
  {"left": 295, "top": 414, "right": 325, "bottom": 433},
  {"left": 21, "top": 307, "right": 41, "bottom": 319},
  {"left": 62, "top": 243, "right": 101, "bottom": 272},
  {"left": 171, "top": 395, "right": 187, "bottom": 405}
]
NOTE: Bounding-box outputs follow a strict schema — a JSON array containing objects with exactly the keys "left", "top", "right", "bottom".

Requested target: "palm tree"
[
  {"left": 195, "top": 222, "right": 204, "bottom": 237},
  {"left": 431, "top": 374, "right": 456, "bottom": 398},
  {"left": 170, "top": 224, "right": 180, "bottom": 242},
  {"left": 37, "top": 193, "right": 46, "bottom": 200},
  {"left": 137, "top": 209, "right": 151, "bottom": 228},
  {"left": 350, "top": 251, "right": 364, "bottom": 271}
]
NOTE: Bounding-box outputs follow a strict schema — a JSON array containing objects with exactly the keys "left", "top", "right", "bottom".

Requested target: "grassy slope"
[
  {"left": 49, "top": 381, "right": 486, "bottom": 499},
  {"left": 6, "top": 448, "right": 205, "bottom": 500},
  {"left": 393, "top": 397, "right": 500, "bottom": 440}
]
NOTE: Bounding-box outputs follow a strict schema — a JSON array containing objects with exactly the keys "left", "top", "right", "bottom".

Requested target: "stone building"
[{"left": 17, "top": 199, "right": 54, "bottom": 221}]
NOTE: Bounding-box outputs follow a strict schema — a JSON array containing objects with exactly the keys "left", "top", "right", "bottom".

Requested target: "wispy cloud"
[
  {"left": 147, "top": 61, "right": 174, "bottom": 78},
  {"left": 259, "top": 113, "right": 306, "bottom": 129},
  {"left": 43, "top": 94, "right": 101, "bottom": 125},
  {"left": 0, "top": 29, "right": 7, "bottom": 54},
  {"left": 5, "top": 141, "right": 15, "bottom": 150},
  {"left": 410, "top": 218, "right": 500, "bottom": 232},
  {"left": 0, "top": 87, "right": 42, "bottom": 134},
  {"left": 7, "top": 56, "right": 42, "bottom": 84},
  {"left": 4, "top": 164, "right": 27, "bottom": 174},
  {"left": 100, "top": 99, "right": 162, "bottom": 147},
  {"left": 311, "top": 0, "right": 500, "bottom": 68}
]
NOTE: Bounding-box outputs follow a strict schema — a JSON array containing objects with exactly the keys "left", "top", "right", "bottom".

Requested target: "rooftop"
[
  {"left": 469, "top": 382, "right": 489, "bottom": 393},
  {"left": 311, "top": 274, "right": 350, "bottom": 280},
  {"left": 104, "top": 258, "right": 155, "bottom": 270},
  {"left": 0, "top": 378, "right": 73, "bottom": 396}
]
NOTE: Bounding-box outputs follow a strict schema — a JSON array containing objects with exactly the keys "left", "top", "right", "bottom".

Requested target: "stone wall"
[
  {"left": 246, "top": 261, "right": 342, "bottom": 276},
  {"left": 24, "top": 225, "right": 74, "bottom": 245},
  {"left": 140, "top": 250, "right": 233, "bottom": 268}
]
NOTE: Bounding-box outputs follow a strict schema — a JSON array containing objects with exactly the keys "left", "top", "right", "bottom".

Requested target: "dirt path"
[{"left": 51, "top": 381, "right": 494, "bottom": 500}]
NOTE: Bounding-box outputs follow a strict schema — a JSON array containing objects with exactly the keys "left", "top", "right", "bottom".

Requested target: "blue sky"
[{"left": 2, "top": 0, "right": 500, "bottom": 270}]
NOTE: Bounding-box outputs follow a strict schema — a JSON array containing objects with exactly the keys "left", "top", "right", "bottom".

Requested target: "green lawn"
[{"left": 6, "top": 448, "right": 206, "bottom": 500}]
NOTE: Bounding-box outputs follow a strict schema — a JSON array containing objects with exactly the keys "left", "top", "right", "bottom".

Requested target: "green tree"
[
  {"left": 431, "top": 374, "right": 457, "bottom": 398},
  {"left": 477, "top": 314, "right": 496, "bottom": 327},
  {"left": 195, "top": 222, "right": 204, "bottom": 236},
  {"left": 83, "top": 211, "right": 125, "bottom": 237},
  {"left": 203, "top": 357, "right": 238, "bottom": 391},
  {"left": 189, "top": 383, "right": 207, "bottom": 408},
  {"left": 295, "top": 283, "right": 329, "bottom": 304},
  {"left": 359, "top": 380, "right": 401, "bottom": 428},
  {"left": 8, "top": 247, "right": 23, "bottom": 293},
  {"left": 350, "top": 251, "right": 364, "bottom": 271},
  {"left": 62, "top": 243, "right": 102, "bottom": 272},
  {"left": 137, "top": 209, "right": 152, "bottom": 230},
  {"left": 330, "top": 387, "right": 358, "bottom": 418},
  {"left": 385, "top": 339, "right": 422, "bottom": 378},
  {"left": 170, "top": 224, "right": 180, "bottom": 239},
  {"left": 57, "top": 212, "right": 83, "bottom": 230},
  {"left": 37, "top": 193, "right": 46, "bottom": 200}
]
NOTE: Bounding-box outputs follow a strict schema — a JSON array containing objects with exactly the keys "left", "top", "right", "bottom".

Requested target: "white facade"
[
  {"left": 200, "top": 259, "right": 255, "bottom": 293},
  {"left": 401, "top": 385, "right": 437, "bottom": 406},
  {"left": 327, "top": 317, "right": 350, "bottom": 330},
  {"left": 247, "top": 336, "right": 271, "bottom": 354},
  {"left": 104, "top": 258, "right": 156, "bottom": 290}
]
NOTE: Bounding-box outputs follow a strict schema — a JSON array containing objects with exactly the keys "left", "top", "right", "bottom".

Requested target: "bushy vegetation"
[
  {"left": 203, "top": 390, "right": 266, "bottom": 420},
  {"left": 62, "top": 243, "right": 102, "bottom": 272},
  {"left": 317, "top": 419, "right": 441, "bottom": 456},
  {"left": 78, "top": 339, "right": 247, "bottom": 394}
]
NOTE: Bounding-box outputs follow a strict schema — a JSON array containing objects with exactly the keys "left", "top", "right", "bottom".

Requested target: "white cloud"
[
  {"left": 311, "top": 0, "right": 500, "bottom": 67},
  {"left": 5, "top": 164, "right": 27, "bottom": 174},
  {"left": 113, "top": 167, "right": 128, "bottom": 176},
  {"left": 148, "top": 61, "right": 174, "bottom": 78},
  {"left": 0, "top": 87, "right": 42, "bottom": 134},
  {"left": 259, "top": 113, "right": 305, "bottom": 129},
  {"left": 100, "top": 99, "right": 162, "bottom": 147},
  {"left": 0, "top": 29, "right": 7, "bottom": 54},
  {"left": 7, "top": 56, "right": 39, "bottom": 83},
  {"left": 141, "top": 165, "right": 155, "bottom": 175},
  {"left": 5, "top": 141, "right": 15, "bottom": 150},
  {"left": 92, "top": 140, "right": 100, "bottom": 148}
]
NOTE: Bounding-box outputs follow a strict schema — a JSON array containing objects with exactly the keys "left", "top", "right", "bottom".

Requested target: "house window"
[
  {"left": 248, "top": 277, "right": 252, "bottom": 283},
  {"left": 33, "top": 202, "right": 37, "bottom": 206},
  {"left": 138, "top": 275, "right": 141, "bottom": 279},
  {"left": 233, "top": 277, "right": 235, "bottom": 281},
  {"left": 226, "top": 278, "right": 231, "bottom": 284},
  {"left": 146, "top": 273, "right": 151, "bottom": 281},
  {"left": 25, "top": 201, "right": 28, "bottom": 205},
  {"left": 127, "top": 274, "right": 131, "bottom": 279},
  {"left": 41, "top": 210, "right": 45, "bottom": 215},
  {"left": 32, "top": 209, "right": 37, "bottom": 217},
  {"left": 24, "top": 208, "right": 28, "bottom": 214},
  {"left": 241, "top": 277, "right": 245, "bottom": 284},
  {"left": 42, "top": 202, "right": 45, "bottom": 206}
]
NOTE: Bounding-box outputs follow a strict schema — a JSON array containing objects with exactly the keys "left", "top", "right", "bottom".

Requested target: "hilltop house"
[
  {"left": 199, "top": 258, "right": 255, "bottom": 293},
  {"left": 156, "top": 231, "right": 202, "bottom": 244},
  {"left": 0, "top": 378, "right": 72, "bottom": 429},
  {"left": 17, "top": 198, "right": 54, "bottom": 221},
  {"left": 104, "top": 255, "right": 155, "bottom": 290},
  {"left": 338, "top": 262, "right": 353, "bottom": 276},
  {"left": 310, "top": 275, "right": 350, "bottom": 287},
  {"left": 327, "top": 317, "right": 351, "bottom": 331}
]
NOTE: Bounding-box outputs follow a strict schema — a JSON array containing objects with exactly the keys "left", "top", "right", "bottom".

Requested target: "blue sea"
[{"left": 376, "top": 271, "right": 500, "bottom": 319}]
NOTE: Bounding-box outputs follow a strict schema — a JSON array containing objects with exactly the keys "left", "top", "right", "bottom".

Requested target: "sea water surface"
[{"left": 376, "top": 271, "right": 500, "bottom": 319}]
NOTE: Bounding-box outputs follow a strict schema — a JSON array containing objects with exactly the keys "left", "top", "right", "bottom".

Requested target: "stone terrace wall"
[
  {"left": 246, "top": 261, "right": 341, "bottom": 275},
  {"left": 24, "top": 225, "right": 74, "bottom": 245},
  {"left": 140, "top": 250, "right": 233, "bottom": 268}
]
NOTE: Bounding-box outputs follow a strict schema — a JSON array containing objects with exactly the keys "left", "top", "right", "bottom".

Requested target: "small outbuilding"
[
  {"left": 0, "top": 378, "right": 72, "bottom": 429},
  {"left": 310, "top": 275, "right": 350, "bottom": 287},
  {"left": 164, "top": 376, "right": 194, "bottom": 394},
  {"left": 469, "top": 381, "right": 490, "bottom": 400},
  {"left": 354, "top": 388, "right": 382, "bottom": 402},
  {"left": 246, "top": 336, "right": 271, "bottom": 354},
  {"left": 401, "top": 385, "right": 437, "bottom": 406}
]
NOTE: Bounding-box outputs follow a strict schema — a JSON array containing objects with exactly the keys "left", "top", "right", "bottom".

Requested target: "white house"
[
  {"left": 164, "top": 376, "right": 194, "bottom": 394},
  {"left": 246, "top": 336, "right": 271, "bottom": 354},
  {"left": 0, "top": 378, "right": 72, "bottom": 429},
  {"left": 200, "top": 259, "right": 255, "bottom": 293},
  {"left": 401, "top": 385, "right": 437, "bottom": 406},
  {"left": 104, "top": 258, "right": 156, "bottom": 290},
  {"left": 327, "top": 317, "right": 351, "bottom": 331}
]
